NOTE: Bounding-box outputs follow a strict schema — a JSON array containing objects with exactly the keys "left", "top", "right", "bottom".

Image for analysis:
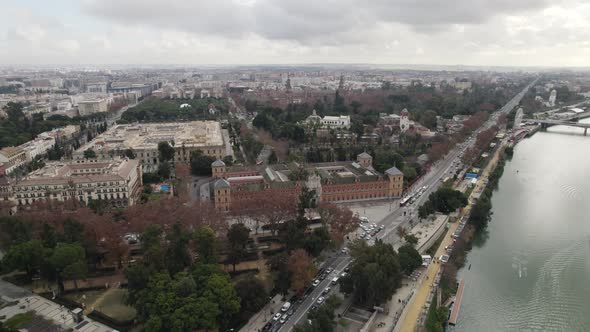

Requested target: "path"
[{"left": 398, "top": 140, "right": 507, "bottom": 332}]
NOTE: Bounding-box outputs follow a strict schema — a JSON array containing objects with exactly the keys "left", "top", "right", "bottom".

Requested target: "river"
[{"left": 456, "top": 118, "right": 590, "bottom": 331}]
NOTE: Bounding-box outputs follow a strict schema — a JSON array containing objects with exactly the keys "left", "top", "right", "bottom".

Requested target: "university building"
[
  {"left": 211, "top": 152, "right": 403, "bottom": 212},
  {"left": 74, "top": 121, "right": 227, "bottom": 172},
  {"left": 9, "top": 158, "right": 142, "bottom": 208}
]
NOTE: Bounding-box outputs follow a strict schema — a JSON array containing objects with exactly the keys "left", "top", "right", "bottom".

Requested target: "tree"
[
  {"left": 268, "top": 150, "right": 278, "bottom": 164},
  {"left": 165, "top": 223, "right": 191, "bottom": 275},
  {"left": 222, "top": 155, "right": 234, "bottom": 166},
  {"left": 2, "top": 240, "right": 48, "bottom": 279},
  {"left": 396, "top": 226, "right": 407, "bottom": 240},
  {"left": 398, "top": 244, "right": 422, "bottom": 275},
  {"left": 317, "top": 202, "right": 359, "bottom": 246},
  {"left": 404, "top": 234, "right": 419, "bottom": 246},
  {"left": 49, "top": 243, "right": 86, "bottom": 293},
  {"left": 347, "top": 240, "right": 402, "bottom": 307},
  {"left": 157, "top": 162, "right": 171, "bottom": 179},
  {"left": 190, "top": 150, "right": 215, "bottom": 176},
  {"left": 302, "top": 227, "right": 331, "bottom": 257},
  {"left": 288, "top": 249, "right": 316, "bottom": 295},
  {"left": 193, "top": 226, "right": 218, "bottom": 264},
  {"left": 227, "top": 223, "right": 250, "bottom": 272},
  {"left": 157, "top": 141, "right": 175, "bottom": 162},
  {"left": 83, "top": 149, "right": 96, "bottom": 159},
  {"left": 124, "top": 148, "right": 136, "bottom": 159},
  {"left": 235, "top": 276, "right": 268, "bottom": 319},
  {"left": 62, "top": 260, "right": 87, "bottom": 291},
  {"left": 60, "top": 218, "right": 84, "bottom": 244}
]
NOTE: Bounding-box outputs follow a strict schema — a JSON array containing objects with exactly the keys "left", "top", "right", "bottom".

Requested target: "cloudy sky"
[{"left": 1, "top": 0, "right": 589, "bottom": 66}]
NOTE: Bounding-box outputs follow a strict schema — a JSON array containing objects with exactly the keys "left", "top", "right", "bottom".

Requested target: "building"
[
  {"left": 210, "top": 153, "right": 403, "bottom": 212},
  {"left": 19, "top": 135, "right": 56, "bottom": 162},
  {"left": 85, "top": 82, "right": 108, "bottom": 94},
  {"left": 10, "top": 158, "right": 142, "bottom": 207},
  {"left": 0, "top": 147, "right": 27, "bottom": 174},
  {"left": 549, "top": 89, "right": 557, "bottom": 106},
  {"left": 305, "top": 110, "right": 351, "bottom": 129},
  {"left": 74, "top": 121, "right": 227, "bottom": 172},
  {"left": 78, "top": 98, "right": 108, "bottom": 116},
  {"left": 400, "top": 109, "right": 412, "bottom": 132}
]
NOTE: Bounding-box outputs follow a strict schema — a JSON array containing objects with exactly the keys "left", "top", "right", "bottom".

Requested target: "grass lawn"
[
  {"left": 65, "top": 288, "right": 136, "bottom": 321},
  {"left": 4, "top": 312, "right": 33, "bottom": 329}
]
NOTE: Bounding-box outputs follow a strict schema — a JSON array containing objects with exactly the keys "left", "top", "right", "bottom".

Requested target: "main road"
[{"left": 277, "top": 79, "right": 537, "bottom": 332}]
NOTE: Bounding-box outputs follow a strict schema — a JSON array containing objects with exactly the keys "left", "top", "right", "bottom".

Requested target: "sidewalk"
[
  {"left": 239, "top": 293, "right": 285, "bottom": 332},
  {"left": 397, "top": 141, "right": 507, "bottom": 332}
]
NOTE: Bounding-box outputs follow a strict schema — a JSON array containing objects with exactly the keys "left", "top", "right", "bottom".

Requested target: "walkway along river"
[{"left": 456, "top": 118, "right": 590, "bottom": 331}]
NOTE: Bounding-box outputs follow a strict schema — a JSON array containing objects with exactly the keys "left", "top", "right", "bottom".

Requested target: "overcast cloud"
[{"left": 0, "top": 0, "right": 589, "bottom": 66}]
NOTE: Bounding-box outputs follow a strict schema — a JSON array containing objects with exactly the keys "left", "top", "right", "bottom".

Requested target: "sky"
[{"left": 1, "top": 0, "right": 590, "bottom": 67}]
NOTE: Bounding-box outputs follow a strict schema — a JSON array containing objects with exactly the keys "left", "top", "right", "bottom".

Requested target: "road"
[{"left": 274, "top": 79, "right": 537, "bottom": 332}]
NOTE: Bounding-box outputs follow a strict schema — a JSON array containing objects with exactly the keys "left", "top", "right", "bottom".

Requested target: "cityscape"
[{"left": 1, "top": 2, "right": 590, "bottom": 332}]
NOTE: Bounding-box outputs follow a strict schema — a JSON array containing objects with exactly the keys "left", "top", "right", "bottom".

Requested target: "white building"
[
  {"left": 400, "top": 109, "right": 411, "bottom": 132},
  {"left": 0, "top": 147, "right": 27, "bottom": 174},
  {"left": 549, "top": 90, "right": 557, "bottom": 106},
  {"left": 74, "top": 121, "right": 226, "bottom": 172},
  {"left": 305, "top": 110, "right": 351, "bottom": 129},
  {"left": 11, "top": 158, "right": 142, "bottom": 207},
  {"left": 78, "top": 98, "right": 108, "bottom": 116},
  {"left": 19, "top": 135, "right": 56, "bottom": 162}
]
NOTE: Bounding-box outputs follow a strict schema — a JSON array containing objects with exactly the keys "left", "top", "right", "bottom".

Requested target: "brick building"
[{"left": 211, "top": 153, "right": 403, "bottom": 212}]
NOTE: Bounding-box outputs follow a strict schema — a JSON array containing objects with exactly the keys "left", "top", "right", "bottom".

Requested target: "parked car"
[
  {"left": 312, "top": 279, "right": 320, "bottom": 287},
  {"left": 273, "top": 313, "right": 282, "bottom": 321},
  {"left": 279, "top": 314, "right": 289, "bottom": 324},
  {"left": 317, "top": 297, "right": 325, "bottom": 304},
  {"left": 322, "top": 287, "right": 331, "bottom": 295}
]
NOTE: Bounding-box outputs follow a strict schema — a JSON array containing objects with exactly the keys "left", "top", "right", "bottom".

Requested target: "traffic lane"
[{"left": 282, "top": 256, "right": 351, "bottom": 332}]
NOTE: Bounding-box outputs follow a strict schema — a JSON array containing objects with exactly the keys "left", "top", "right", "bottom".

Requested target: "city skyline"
[{"left": 2, "top": 0, "right": 590, "bottom": 67}]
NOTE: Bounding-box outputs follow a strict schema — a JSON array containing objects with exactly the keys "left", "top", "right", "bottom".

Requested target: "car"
[
  {"left": 273, "top": 313, "right": 282, "bottom": 321},
  {"left": 279, "top": 314, "right": 289, "bottom": 324},
  {"left": 360, "top": 232, "right": 366, "bottom": 238},
  {"left": 317, "top": 297, "right": 325, "bottom": 304},
  {"left": 344, "top": 266, "right": 350, "bottom": 272},
  {"left": 326, "top": 267, "right": 334, "bottom": 274},
  {"left": 322, "top": 287, "right": 331, "bottom": 295},
  {"left": 439, "top": 255, "right": 450, "bottom": 263},
  {"left": 319, "top": 273, "right": 327, "bottom": 280},
  {"left": 262, "top": 322, "right": 273, "bottom": 331},
  {"left": 311, "top": 304, "right": 318, "bottom": 311},
  {"left": 281, "top": 302, "right": 291, "bottom": 312},
  {"left": 286, "top": 309, "right": 294, "bottom": 316},
  {"left": 359, "top": 216, "right": 370, "bottom": 223},
  {"left": 341, "top": 247, "right": 349, "bottom": 254},
  {"left": 372, "top": 223, "right": 377, "bottom": 228},
  {"left": 379, "top": 225, "right": 384, "bottom": 230},
  {"left": 312, "top": 279, "right": 320, "bottom": 287},
  {"left": 340, "top": 272, "right": 347, "bottom": 278}
]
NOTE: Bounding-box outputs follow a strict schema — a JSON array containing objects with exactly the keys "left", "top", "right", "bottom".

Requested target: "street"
[{"left": 275, "top": 79, "right": 537, "bottom": 332}]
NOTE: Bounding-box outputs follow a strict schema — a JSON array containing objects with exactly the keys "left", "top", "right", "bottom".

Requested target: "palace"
[{"left": 211, "top": 152, "right": 403, "bottom": 212}]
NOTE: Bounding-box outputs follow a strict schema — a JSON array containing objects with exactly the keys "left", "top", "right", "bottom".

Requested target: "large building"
[
  {"left": 10, "top": 158, "right": 142, "bottom": 207},
  {"left": 78, "top": 98, "right": 108, "bottom": 116},
  {"left": 211, "top": 153, "right": 403, "bottom": 212},
  {"left": 0, "top": 147, "right": 27, "bottom": 174},
  {"left": 305, "top": 110, "right": 351, "bottom": 129},
  {"left": 74, "top": 121, "right": 227, "bottom": 171}
]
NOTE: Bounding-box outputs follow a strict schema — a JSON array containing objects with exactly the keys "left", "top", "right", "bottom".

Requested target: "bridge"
[{"left": 523, "top": 118, "right": 590, "bottom": 135}]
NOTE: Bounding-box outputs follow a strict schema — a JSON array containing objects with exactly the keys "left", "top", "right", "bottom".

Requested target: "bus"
[{"left": 400, "top": 194, "right": 413, "bottom": 207}]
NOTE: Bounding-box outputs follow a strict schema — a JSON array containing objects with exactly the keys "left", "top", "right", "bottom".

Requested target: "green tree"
[
  {"left": 2, "top": 240, "right": 48, "bottom": 279},
  {"left": 165, "top": 223, "right": 191, "bottom": 275},
  {"left": 193, "top": 226, "right": 218, "bottom": 264},
  {"left": 404, "top": 234, "right": 419, "bottom": 246},
  {"left": 49, "top": 243, "right": 86, "bottom": 293},
  {"left": 62, "top": 260, "right": 87, "bottom": 291},
  {"left": 157, "top": 141, "right": 175, "bottom": 162},
  {"left": 124, "top": 148, "right": 136, "bottom": 159},
  {"left": 60, "top": 218, "right": 84, "bottom": 244},
  {"left": 157, "top": 162, "right": 171, "bottom": 179},
  {"left": 347, "top": 241, "right": 402, "bottom": 307},
  {"left": 234, "top": 276, "right": 268, "bottom": 318},
  {"left": 398, "top": 244, "right": 422, "bottom": 275},
  {"left": 227, "top": 224, "right": 250, "bottom": 272},
  {"left": 83, "top": 149, "right": 97, "bottom": 159},
  {"left": 268, "top": 150, "right": 278, "bottom": 164},
  {"left": 190, "top": 150, "right": 215, "bottom": 176}
]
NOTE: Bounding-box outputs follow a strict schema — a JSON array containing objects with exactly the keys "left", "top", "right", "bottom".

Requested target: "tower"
[
  {"left": 338, "top": 74, "right": 345, "bottom": 90},
  {"left": 400, "top": 109, "right": 411, "bottom": 133},
  {"left": 357, "top": 152, "right": 373, "bottom": 168},
  {"left": 213, "top": 179, "right": 231, "bottom": 212},
  {"left": 385, "top": 166, "right": 404, "bottom": 198},
  {"left": 211, "top": 159, "right": 226, "bottom": 179}
]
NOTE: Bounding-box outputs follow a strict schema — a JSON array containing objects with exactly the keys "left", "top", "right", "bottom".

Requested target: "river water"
[{"left": 456, "top": 119, "right": 590, "bottom": 332}]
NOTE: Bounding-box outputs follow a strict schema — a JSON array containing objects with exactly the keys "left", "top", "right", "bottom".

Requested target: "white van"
[{"left": 281, "top": 302, "right": 291, "bottom": 312}]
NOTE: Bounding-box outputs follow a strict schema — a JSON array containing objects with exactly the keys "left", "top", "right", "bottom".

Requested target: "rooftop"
[{"left": 77, "top": 121, "right": 224, "bottom": 153}]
